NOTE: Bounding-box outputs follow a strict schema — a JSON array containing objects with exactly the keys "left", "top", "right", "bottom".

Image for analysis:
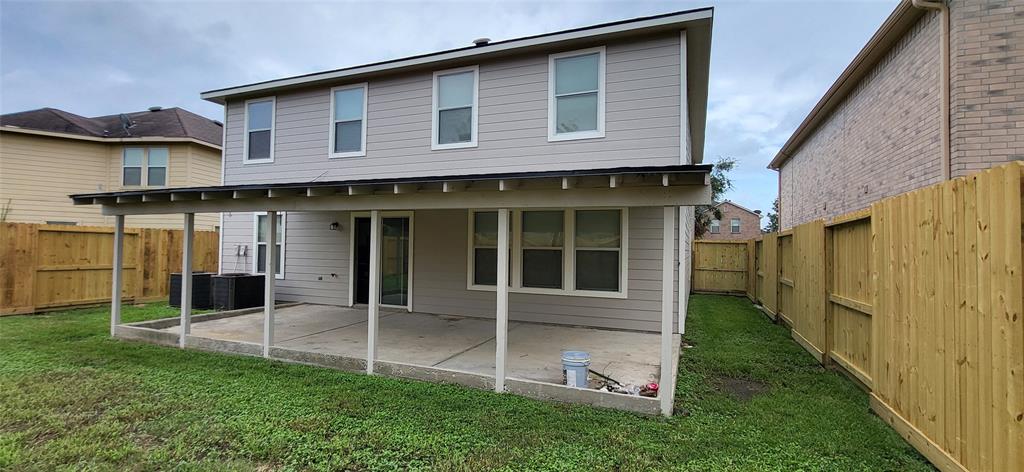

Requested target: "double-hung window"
[
  {"left": 468, "top": 208, "right": 627, "bottom": 298},
  {"left": 432, "top": 66, "right": 478, "bottom": 149},
  {"left": 574, "top": 210, "right": 621, "bottom": 292},
  {"left": 548, "top": 47, "right": 605, "bottom": 141},
  {"left": 731, "top": 218, "right": 741, "bottom": 234},
  {"left": 521, "top": 211, "right": 564, "bottom": 289},
  {"left": 147, "top": 148, "right": 168, "bottom": 186},
  {"left": 330, "top": 84, "right": 367, "bottom": 157},
  {"left": 710, "top": 219, "right": 721, "bottom": 234},
  {"left": 122, "top": 148, "right": 144, "bottom": 186},
  {"left": 254, "top": 212, "right": 285, "bottom": 279},
  {"left": 122, "top": 147, "right": 167, "bottom": 187},
  {"left": 244, "top": 97, "right": 275, "bottom": 163}
]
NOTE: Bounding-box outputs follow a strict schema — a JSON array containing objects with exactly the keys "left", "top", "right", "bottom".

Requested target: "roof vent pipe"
[
  {"left": 148, "top": 106, "right": 163, "bottom": 112},
  {"left": 472, "top": 38, "right": 490, "bottom": 46}
]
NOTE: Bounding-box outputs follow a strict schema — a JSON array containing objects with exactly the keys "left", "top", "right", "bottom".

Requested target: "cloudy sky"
[{"left": 1, "top": 0, "right": 897, "bottom": 218}]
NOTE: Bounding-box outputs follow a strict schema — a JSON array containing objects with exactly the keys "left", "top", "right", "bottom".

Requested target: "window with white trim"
[
  {"left": 710, "top": 219, "right": 720, "bottom": 234},
  {"left": 254, "top": 212, "right": 285, "bottom": 279},
  {"left": 432, "top": 66, "right": 478, "bottom": 149},
  {"left": 548, "top": 47, "right": 605, "bottom": 141},
  {"left": 147, "top": 147, "right": 168, "bottom": 186},
  {"left": 730, "top": 218, "right": 741, "bottom": 234},
  {"left": 574, "top": 209, "right": 621, "bottom": 292},
  {"left": 468, "top": 208, "right": 627, "bottom": 297},
  {"left": 122, "top": 147, "right": 144, "bottom": 186},
  {"left": 244, "top": 98, "right": 274, "bottom": 163},
  {"left": 330, "top": 84, "right": 367, "bottom": 157},
  {"left": 521, "top": 210, "right": 564, "bottom": 289},
  {"left": 122, "top": 147, "right": 167, "bottom": 187}
]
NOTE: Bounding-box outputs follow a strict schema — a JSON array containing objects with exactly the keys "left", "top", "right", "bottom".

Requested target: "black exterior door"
[{"left": 354, "top": 217, "right": 371, "bottom": 304}]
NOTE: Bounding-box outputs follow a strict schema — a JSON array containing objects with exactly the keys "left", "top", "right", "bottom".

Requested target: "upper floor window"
[
  {"left": 122, "top": 148, "right": 144, "bottom": 186},
  {"left": 147, "top": 148, "right": 168, "bottom": 186},
  {"left": 330, "top": 84, "right": 367, "bottom": 158},
  {"left": 710, "top": 219, "right": 720, "bottom": 234},
  {"left": 731, "top": 218, "right": 741, "bottom": 234},
  {"left": 244, "top": 97, "right": 275, "bottom": 163},
  {"left": 122, "top": 147, "right": 168, "bottom": 187},
  {"left": 432, "top": 66, "right": 478, "bottom": 150},
  {"left": 548, "top": 47, "right": 605, "bottom": 141}
]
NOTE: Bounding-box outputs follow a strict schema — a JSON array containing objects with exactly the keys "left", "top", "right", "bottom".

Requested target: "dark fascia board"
[
  {"left": 768, "top": 1, "right": 924, "bottom": 170},
  {"left": 70, "top": 164, "right": 713, "bottom": 201},
  {"left": 199, "top": 8, "right": 713, "bottom": 103}
]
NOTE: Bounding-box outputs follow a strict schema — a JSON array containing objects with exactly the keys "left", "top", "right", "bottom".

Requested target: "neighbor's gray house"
[
  {"left": 71, "top": 9, "right": 714, "bottom": 416},
  {"left": 771, "top": 0, "right": 1024, "bottom": 228}
]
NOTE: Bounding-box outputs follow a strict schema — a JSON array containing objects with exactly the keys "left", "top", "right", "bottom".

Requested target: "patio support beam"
[
  {"left": 366, "top": 210, "right": 381, "bottom": 374},
  {"left": 660, "top": 206, "right": 675, "bottom": 416},
  {"left": 110, "top": 215, "right": 125, "bottom": 336},
  {"left": 180, "top": 213, "right": 194, "bottom": 348},
  {"left": 495, "top": 208, "right": 510, "bottom": 392},
  {"left": 263, "top": 211, "right": 277, "bottom": 358}
]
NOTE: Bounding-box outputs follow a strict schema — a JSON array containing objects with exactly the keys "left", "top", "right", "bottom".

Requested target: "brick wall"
[
  {"left": 701, "top": 201, "right": 762, "bottom": 241},
  {"left": 949, "top": 0, "right": 1024, "bottom": 176},
  {"left": 779, "top": 1, "right": 1024, "bottom": 228}
]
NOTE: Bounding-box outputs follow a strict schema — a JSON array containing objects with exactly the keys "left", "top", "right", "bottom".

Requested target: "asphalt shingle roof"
[{"left": 0, "top": 107, "right": 222, "bottom": 146}]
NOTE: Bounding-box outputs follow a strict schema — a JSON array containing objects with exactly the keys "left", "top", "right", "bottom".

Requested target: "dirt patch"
[{"left": 713, "top": 376, "right": 768, "bottom": 401}]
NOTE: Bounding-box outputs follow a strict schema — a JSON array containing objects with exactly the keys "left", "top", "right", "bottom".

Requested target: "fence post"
[{"left": 823, "top": 223, "right": 834, "bottom": 367}]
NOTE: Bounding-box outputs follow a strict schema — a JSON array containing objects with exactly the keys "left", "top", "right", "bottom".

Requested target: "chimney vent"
[
  {"left": 148, "top": 106, "right": 162, "bottom": 112},
  {"left": 472, "top": 38, "right": 490, "bottom": 46}
]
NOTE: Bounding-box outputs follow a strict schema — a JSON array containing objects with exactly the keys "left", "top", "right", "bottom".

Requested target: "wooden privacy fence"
[
  {"left": 694, "top": 162, "right": 1023, "bottom": 472},
  {"left": 691, "top": 240, "right": 748, "bottom": 293},
  {"left": 0, "top": 223, "right": 219, "bottom": 315}
]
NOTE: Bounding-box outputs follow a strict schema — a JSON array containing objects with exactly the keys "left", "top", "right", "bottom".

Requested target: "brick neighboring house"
[
  {"left": 770, "top": 0, "right": 1024, "bottom": 229},
  {"left": 701, "top": 200, "right": 762, "bottom": 241}
]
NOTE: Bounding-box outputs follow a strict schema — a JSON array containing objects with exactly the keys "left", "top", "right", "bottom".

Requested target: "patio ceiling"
[{"left": 70, "top": 164, "right": 713, "bottom": 215}]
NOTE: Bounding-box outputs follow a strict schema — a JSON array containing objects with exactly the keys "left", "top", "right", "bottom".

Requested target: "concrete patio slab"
[{"left": 158, "top": 303, "right": 661, "bottom": 390}]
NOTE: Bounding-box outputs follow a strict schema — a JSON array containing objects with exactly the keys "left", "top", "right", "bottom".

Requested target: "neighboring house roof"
[
  {"left": 714, "top": 200, "right": 761, "bottom": 218},
  {"left": 199, "top": 8, "right": 714, "bottom": 163},
  {"left": 768, "top": 1, "right": 923, "bottom": 170},
  {"left": 0, "top": 107, "right": 223, "bottom": 147}
]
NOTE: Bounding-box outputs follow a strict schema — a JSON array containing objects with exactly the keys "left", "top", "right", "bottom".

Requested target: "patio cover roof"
[{"left": 71, "top": 164, "right": 713, "bottom": 216}]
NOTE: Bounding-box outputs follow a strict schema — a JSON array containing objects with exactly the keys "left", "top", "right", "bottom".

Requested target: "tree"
[
  {"left": 693, "top": 157, "right": 735, "bottom": 238},
  {"left": 763, "top": 197, "right": 780, "bottom": 233}
]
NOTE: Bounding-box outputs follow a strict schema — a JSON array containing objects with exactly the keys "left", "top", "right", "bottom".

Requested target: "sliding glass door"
[{"left": 379, "top": 216, "right": 410, "bottom": 307}]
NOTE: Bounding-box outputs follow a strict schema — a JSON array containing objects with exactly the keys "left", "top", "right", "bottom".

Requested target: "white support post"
[
  {"left": 110, "top": 215, "right": 125, "bottom": 336},
  {"left": 263, "top": 211, "right": 277, "bottom": 358},
  {"left": 679, "top": 206, "right": 691, "bottom": 334},
  {"left": 495, "top": 208, "right": 510, "bottom": 392},
  {"left": 366, "top": 210, "right": 381, "bottom": 374},
  {"left": 660, "top": 206, "right": 676, "bottom": 416},
  {"left": 180, "top": 213, "right": 195, "bottom": 348}
]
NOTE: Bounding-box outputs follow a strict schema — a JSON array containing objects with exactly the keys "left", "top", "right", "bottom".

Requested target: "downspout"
[{"left": 912, "top": 0, "right": 951, "bottom": 180}]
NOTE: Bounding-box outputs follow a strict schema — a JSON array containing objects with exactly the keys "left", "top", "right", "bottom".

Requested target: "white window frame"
[
  {"left": 121, "top": 147, "right": 145, "bottom": 187},
  {"left": 730, "top": 218, "right": 741, "bottom": 234},
  {"left": 710, "top": 219, "right": 720, "bottom": 234},
  {"left": 242, "top": 96, "right": 276, "bottom": 164},
  {"left": 431, "top": 65, "right": 479, "bottom": 151},
  {"left": 146, "top": 147, "right": 168, "bottom": 187},
  {"left": 328, "top": 83, "right": 368, "bottom": 159},
  {"left": 121, "top": 147, "right": 168, "bottom": 188},
  {"left": 466, "top": 208, "right": 628, "bottom": 299},
  {"left": 252, "top": 211, "right": 286, "bottom": 279},
  {"left": 547, "top": 46, "right": 606, "bottom": 142}
]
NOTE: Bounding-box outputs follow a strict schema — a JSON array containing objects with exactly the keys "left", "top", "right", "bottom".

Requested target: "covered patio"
[{"left": 72, "top": 165, "right": 710, "bottom": 415}]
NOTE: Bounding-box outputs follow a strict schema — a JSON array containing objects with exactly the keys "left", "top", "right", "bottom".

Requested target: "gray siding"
[
  {"left": 223, "top": 33, "right": 681, "bottom": 185},
  {"left": 220, "top": 207, "right": 678, "bottom": 332},
  {"left": 221, "top": 210, "right": 350, "bottom": 306}
]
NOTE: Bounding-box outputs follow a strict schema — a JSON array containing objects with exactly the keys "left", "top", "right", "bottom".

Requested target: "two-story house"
[
  {"left": 72, "top": 8, "right": 714, "bottom": 416},
  {"left": 1, "top": 107, "right": 222, "bottom": 230},
  {"left": 701, "top": 200, "right": 762, "bottom": 241}
]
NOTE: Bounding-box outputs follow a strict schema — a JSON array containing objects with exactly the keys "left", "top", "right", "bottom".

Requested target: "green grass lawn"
[{"left": 0, "top": 295, "right": 932, "bottom": 471}]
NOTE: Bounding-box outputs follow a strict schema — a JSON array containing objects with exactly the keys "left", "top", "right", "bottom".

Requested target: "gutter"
[{"left": 911, "top": 0, "right": 951, "bottom": 180}]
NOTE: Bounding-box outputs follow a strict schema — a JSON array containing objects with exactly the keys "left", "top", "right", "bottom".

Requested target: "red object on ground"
[{"left": 647, "top": 383, "right": 659, "bottom": 392}]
